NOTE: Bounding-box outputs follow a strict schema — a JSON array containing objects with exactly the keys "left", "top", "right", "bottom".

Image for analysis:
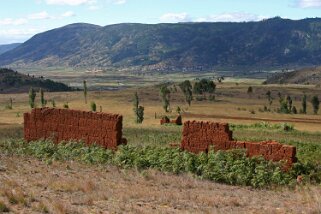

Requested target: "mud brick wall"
[
  {"left": 181, "top": 121, "right": 233, "bottom": 153},
  {"left": 160, "top": 115, "right": 182, "bottom": 125},
  {"left": 24, "top": 108, "right": 126, "bottom": 150},
  {"left": 181, "top": 121, "right": 297, "bottom": 170}
]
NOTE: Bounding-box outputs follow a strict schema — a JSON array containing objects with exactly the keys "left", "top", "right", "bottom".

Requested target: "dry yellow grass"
[
  {"left": 0, "top": 155, "right": 320, "bottom": 213},
  {"left": 0, "top": 81, "right": 320, "bottom": 131}
]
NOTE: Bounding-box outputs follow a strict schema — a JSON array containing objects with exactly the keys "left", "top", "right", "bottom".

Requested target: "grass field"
[{"left": 0, "top": 76, "right": 321, "bottom": 213}]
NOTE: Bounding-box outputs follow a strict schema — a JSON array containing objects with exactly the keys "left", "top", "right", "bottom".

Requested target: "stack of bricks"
[
  {"left": 181, "top": 121, "right": 233, "bottom": 153},
  {"left": 181, "top": 121, "right": 297, "bottom": 170},
  {"left": 160, "top": 115, "right": 183, "bottom": 125},
  {"left": 24, "top": 108, "right": 127, "bottom": 150}
]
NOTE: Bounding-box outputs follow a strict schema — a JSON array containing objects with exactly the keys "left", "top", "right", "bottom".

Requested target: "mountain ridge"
[
  {"left": 0, "top": 43, "right": 22, "bottom": 55},
  {"left": 1, "top": 18, "right": 321, "bottom": 71}
]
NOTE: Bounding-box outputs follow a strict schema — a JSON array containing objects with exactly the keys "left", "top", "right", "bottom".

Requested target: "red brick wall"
[
  {"left": 181, "top": 121, "right": 297, "bottom": 170},
  {"left": 181, "top": 121, "right": 233, "bottom": 153},
  {"left": 24, "top": 108, "right": 126, "bottom": 150}
]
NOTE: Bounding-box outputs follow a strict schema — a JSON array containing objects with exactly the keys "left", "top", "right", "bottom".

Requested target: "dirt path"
[
  {"left": 182, "top": 112, "right": 321, "bottom": 124},
  {"left": 0, "top": 155, "right": 320, "bottom": 214}
]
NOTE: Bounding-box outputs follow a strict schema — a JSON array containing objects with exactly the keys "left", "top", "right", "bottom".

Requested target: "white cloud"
[
  {"left": 160, "top": 13, "right": 191, "bottom": 23},
  {"left": 28, "top": 11, "right": 51, "bottom": 20},
  {"left": 0, "top": 27, "right": 46, "bottom": 44},
  {"left": 113, "top": 0, "right": 126, "bottom": 4},
  {"left": 88, "top": 5, "right": 99, "bottom": 10},
  {"left": 295, "top": 0, "right": 321, "bottom": 8},
  {"left": 0, "top": 18, "right": 28, "bottom": 26},
  {"left": 160, "top": 12, "right": 266, "bottom": 23},
  {"left": 195, "top": 12, "right": 267, "bottom": 22},
  {"left": 45, "top": 0, "right": 95, "bottom": 6},
  {"left": 61, "top": 11, "right": 76, "bottom": 17}
]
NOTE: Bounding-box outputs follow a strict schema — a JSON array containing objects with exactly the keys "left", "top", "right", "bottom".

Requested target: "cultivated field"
[{"left": 1, "top": 76, "right": 321, "bottom": 213}]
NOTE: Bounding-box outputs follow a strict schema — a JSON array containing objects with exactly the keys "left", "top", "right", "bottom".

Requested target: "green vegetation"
[
  {"left": 83, "top": 80, "right": 88, "bottom": 104},
  {"left": 179, "top": 80, "right": 193, "bottom": 106},
  {"left": 51, "top": 99, "right": 56, "bottom": 108},
  {"left": 133, "top": 92, "right": 144, "bottom": 124},
  {"left": 247, "top": 86, "right": 253, "bottom": 95},
  {"left": 0, "top": 68, "right": 73, "bottom": 93},
  {"left": 311, "top": 96, "right": 320, "bottom": 115},
  {"left": 302, "top": 94, "right": 307, "bottom": 114},
  {"left": 1, "top": 122, "right": 321, "bottom": 188},
  {"left": 3, "top": 18, "right": 321, "bottom": 70},
  {"left": 193, "top": 79, "right": 216, "bottom": 100},
  {"left": 28, "top": 87, "right": 36, "bottom": 109},
  {"left": 0, "top": 139, "right": 309, "bottom": 188},
  {"left": 278, "top": 95, "right": 296, "bottom": 114},
  {"left": 40, "top": 88, "right": 46, "bottom": 107},
  {"left": 90, "top": 101, "right": 96, "bottom": 112},
  {"left": 160, "top": 85, "right": 170, "bottom": 112}
]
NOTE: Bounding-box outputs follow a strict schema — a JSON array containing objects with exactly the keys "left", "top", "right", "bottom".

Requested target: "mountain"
[
  {"left": 0, "top": 68, "right": 74, "bottom": 93},
  {"left": 265, "top": 67, "right": 321, "bottom": 85},
  {"left": 0, "top": 43, "right": 21, "bottom": 55},
  {"left": 2, "top": 18, "right": 321, "bottom": 71}
]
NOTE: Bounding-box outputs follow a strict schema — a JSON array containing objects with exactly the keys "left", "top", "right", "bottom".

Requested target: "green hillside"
[
  {"left": 1, "top": 18, "right": 321, "bottom": 71},
  {"left": 0, "top": 68, "right": 74, "bottom": 93}
]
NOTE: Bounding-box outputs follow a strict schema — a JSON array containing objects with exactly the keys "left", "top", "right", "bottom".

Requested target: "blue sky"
[{"left": 0, "top": 0, "right": 321, "bottom": 44}]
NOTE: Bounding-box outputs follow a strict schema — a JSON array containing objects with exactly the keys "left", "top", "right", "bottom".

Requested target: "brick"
[
  {"left": 180, "top": 121, "right": 297, "bottom": 170},
  {"left": 23, "top": 108, "right": 126, "bottom": 150}
]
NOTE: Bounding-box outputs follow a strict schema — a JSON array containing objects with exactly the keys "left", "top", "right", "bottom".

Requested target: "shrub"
[
  {"left": 302, "top": 94, "right": 307, "bottom": 114},
  {"left": 63, "top": 103, "right": 69, "bottom": 109},
  {"left": 133, "top": 92, "right": 144, "bottom": 123},
  {"left": 83, "top": 80, "right": 88, "bottom": 104},
  {"left": 90, "top": 101, "right": 97, "bottom": 112},
  {"left": 40, "top": 88, "right": 47, "bottom": 107},
  {"left": 179, "top": 80, "right": 193, "bottom": 106},
  {"left": 28, "top": 87, "right": 36, "bottom": 109},
  {"left": 0, "top": 139, "right": 305, "bottom": 188},
  {"left": 160, "top": 85, "right": 170, "bottom": 112},
  {"left": 311, "top": 96, "right": 320, "bottom": 114}
]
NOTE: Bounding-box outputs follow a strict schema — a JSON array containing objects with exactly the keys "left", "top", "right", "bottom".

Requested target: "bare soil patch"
[{"left": 0, "top": 155, "right": 320, "bottom": 214}]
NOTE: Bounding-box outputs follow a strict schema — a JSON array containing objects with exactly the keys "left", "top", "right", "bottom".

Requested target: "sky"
[{"left": 1, "top": 0, "right": 321, "bottom": 44}]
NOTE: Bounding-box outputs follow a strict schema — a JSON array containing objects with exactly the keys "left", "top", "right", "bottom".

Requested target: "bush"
[
  {"left": 2, "top": 139, "right": 318, "bottom": 188},
  {"left": 90, "top": 101, "right": 97, "bottom": 112}
]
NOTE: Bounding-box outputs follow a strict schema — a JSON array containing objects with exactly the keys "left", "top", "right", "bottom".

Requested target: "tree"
[
  {"left": 311, "top": 96, "right": 320, "bottom": 114},
  {"left": 28, "top": 87, "right": 36, "bottom": 109},
  {"left": 90, "top": 101, "right": 97, "bottom": 112},
  {"left": 51, "top": 99, "right": 56, "bottom": 108},
  {"left": 286, "top": 95, "right": 292, "bottom": 112},
  {"left": 247, "top": 86, "right": 253, "bottom": 97},
  {"left": 40, "top": 88, "right": 46, "bottom": 107},
  {"left": 133, "top": 92, "right": 144, "bottom": 123},
  {"left": 136, "top": 106, "right": 144, "bottom": 123},
  {"left": 193, "top": 79, "right": 216, "bottom": 99},
  {"left": 83, "top": 80, "right": 88, "bottom": 104},
  {"left": 160, "top": 85, "right": 171, "bottom": 112},
  {"left": 279, "top": 97, "right": 289, "bottom": 114},
  {"left": 266, "top": 90, "right": 273, "bottom": 107},
  {"left": 302, "top": 94, "right": 307, "bottom": 114},
  {"left": 179, "top": 80, "right": 193, "bottom": 106}
]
